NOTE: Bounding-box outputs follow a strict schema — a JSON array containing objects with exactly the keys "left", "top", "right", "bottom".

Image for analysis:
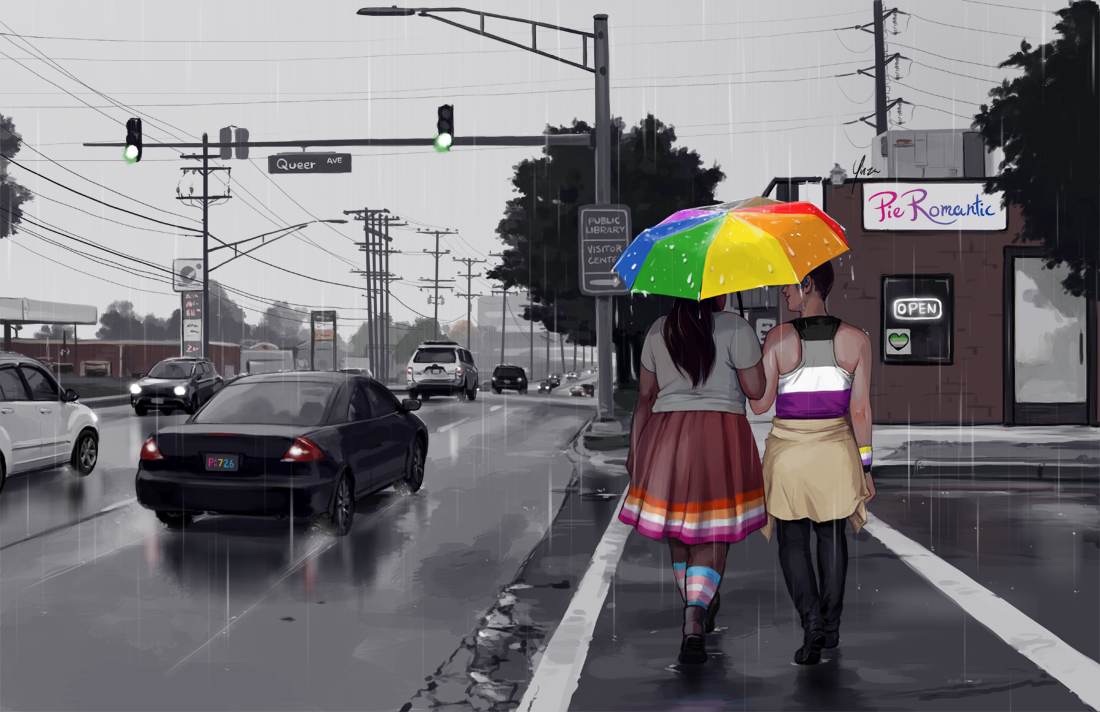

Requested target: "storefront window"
[
  {"left": 1013, "top": 258, "right": 1087, "bottom": 404},
  {"left": 881, "top": 275, "right": 954, "bottom": 364}
]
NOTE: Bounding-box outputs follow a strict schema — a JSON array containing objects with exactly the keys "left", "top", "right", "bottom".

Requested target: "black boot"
[
  {"left": 678, "top": 605, "right": 708, "bottom": 664},
  {"left": 823, "top": 630, "right": 839, "bottom": 649},
  {"left": 794, "top": 628, "right": 826, "bottom": 665}
]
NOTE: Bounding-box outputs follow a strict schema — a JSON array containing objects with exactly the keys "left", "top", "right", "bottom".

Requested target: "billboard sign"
[
  {"left": 578, "top": 204, "right": 631, "bottom": 296},
  {"left": 862, "top": 182, "right": 1007, "bottom": 232},
  {"left": 181, "top": 291, "right": 203, "bottom": 357},
  {"left": 173, "top": 258, "right": 204, "bottom": 292},
  {"left": 310, "top": 310, "right": 338, "bottom": 371}
]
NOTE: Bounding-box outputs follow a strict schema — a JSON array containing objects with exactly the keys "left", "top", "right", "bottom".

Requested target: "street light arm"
[
  {"left": 209, "top": 226, "right": 306, "bottom": 272},
  {"left": 417, "top": 11, "right": 595, "bottom": 73},
  {"left": 209, "top": 219, "right": 346, "bottom": 253}
]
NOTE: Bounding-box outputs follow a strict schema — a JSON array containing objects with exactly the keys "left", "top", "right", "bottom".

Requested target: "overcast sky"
[{"left": 0, "top": 0, "right": 1066, "bottom": 338}]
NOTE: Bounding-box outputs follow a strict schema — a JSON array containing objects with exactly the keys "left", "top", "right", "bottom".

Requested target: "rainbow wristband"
[{"left": 859, "top": 446, "right": 873, "bottom": 467}]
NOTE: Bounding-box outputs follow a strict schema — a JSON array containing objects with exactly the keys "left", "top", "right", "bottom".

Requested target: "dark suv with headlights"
[
  {"left": 491, "top": 365, "right": 528, "bottom": 394},
  {"left": 131, "top": 357, "right": 224, "bottom": 416}
]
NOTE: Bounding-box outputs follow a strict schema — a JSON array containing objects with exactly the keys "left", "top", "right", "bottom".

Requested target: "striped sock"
[
  {"left": 685, "top": 566, "right": 721, "bottom": 610},
  {"left": 672, "top": 562, "right": 688, "bottom": 602}
]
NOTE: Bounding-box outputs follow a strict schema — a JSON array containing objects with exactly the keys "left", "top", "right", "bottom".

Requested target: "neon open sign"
[{"left": 893, "top": 297, "right": 943, "bottom": 320}]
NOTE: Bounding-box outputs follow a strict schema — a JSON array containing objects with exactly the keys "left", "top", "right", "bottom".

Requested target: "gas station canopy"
[{"left": 0, "top": 298, "right": 98, "bottom": 326}]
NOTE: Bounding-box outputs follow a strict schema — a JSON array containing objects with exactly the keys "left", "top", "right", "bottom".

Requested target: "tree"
[
  {"left": 0, "top": 113, "right": 33, "bottom": 239},
  {"left": 448, "top": 320, "right": 477, "bottom": 343},
  {"left": 96, "top": 301, "right": 180, "bottom": 340},
  {"left": 487, "top": 114, "right": 725, "bottom": 384},
  {"left": 254, "top": 301, "right": 304, "bottom": 347},
  {"left": 207, "top": 281, "right": 249, "bottom": 344},
  {"left": 35, "top": 324, "right": 73, "bottom": 340},
  {"left": 974, "top": 0, "right": 1100, "bottom": 298},
  {"left": 392, "top": 317, "right": 446, "bottom": 365}
]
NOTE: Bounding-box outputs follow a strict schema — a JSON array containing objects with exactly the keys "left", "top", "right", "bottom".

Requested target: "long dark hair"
[{"left": 663, "top": 296, "right": 722, "bottom": 388}]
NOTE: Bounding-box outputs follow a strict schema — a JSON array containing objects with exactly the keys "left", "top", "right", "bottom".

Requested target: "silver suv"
[{"left": 406, "top": 341, "right": 478, "bottom": 401}]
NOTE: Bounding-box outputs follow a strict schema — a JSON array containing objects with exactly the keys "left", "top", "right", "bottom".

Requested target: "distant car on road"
[
  {"left": 569, "top": 383, "right": 595, "bottom": 398},
  {"left": 339, "top": 367, "right": 373, "bottom": 378},
  {"left": 566, "top": 371, "right": 579, "bottom": 381},
  {"left": 547, "top": 374, "right": 562, "bottom": 388},
  {"left": 492, "top": 365, "right": 528, "bottom": 394},
  {"left": 569, "top": 385, "right": 585, "bottom": 397},
  {"left": 0, "top": 352, "right": 99, "bottom": 491},
  {"left": 406, "top": 341, "right": 478, "bottom": 401},
  {"left": 135, "top": 371, "right": 429, "bottom": 536},
  {"left": 130, "top": 357, "right": 223, "bottom": 416},
  {"left": 537, "top": 380, "right": 554, "bottom": 394}
]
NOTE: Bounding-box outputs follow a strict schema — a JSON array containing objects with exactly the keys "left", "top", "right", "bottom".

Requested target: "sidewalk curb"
[{"left": 79, "top": 395, "right": 130, "bottom": 409}]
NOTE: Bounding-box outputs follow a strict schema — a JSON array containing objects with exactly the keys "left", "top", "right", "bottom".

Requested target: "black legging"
[{"left": 775, "top": 517, "right": 848, "bottom": 634}]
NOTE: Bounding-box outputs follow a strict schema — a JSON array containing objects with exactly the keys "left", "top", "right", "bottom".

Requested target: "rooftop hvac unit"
[{"left": 871, "top": 129, "right": 1001, "bottom": 179}]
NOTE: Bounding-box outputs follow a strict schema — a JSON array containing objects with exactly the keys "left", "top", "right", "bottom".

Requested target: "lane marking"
[
  {"left": 864, "top": 511, "right": 1100, "bottom": 711},
  {"left": 491, "top": 405, "right": 503, "bottom": 412},
  {"left": 518, "top": 488, "right": 631, "bottom": 712},
  {"left": 436, "top": 417, "right": 471, "bottom": 433},
  {"left": 0, "top": 496, "right": 139, "bottom": 552}
]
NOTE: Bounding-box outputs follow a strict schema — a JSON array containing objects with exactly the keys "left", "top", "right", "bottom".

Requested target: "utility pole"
[
  {"left": 417, "top": 229, "right": 456, "bottom": 337},
  {"left": 873, "top": 0, "right": 888, "bottom": 135},
  {"left": 592, "top": 14, "right": 613, "bottom": 419},
  {"left": 176, "top": 133, "right": 231, "bottom": 359},
  {"left": 346, "top": 208, "right": 406, "bottom": 380},
  {"left": 490, "top": 287, "right": 510, "bottom": 367},
  {"left": 453, "top": 257, "right": 485, "bottom": 350}
]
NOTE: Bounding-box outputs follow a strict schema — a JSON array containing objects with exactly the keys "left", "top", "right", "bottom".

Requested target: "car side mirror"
[
  {"left": 132, "top": 373, "right": 146, "bottom": 379},
  {"left": 63, "top": 388, "right": 79, "bottom": 403},
  {"left": 402, "top": 398, "right": 421, "bottom": 412}
]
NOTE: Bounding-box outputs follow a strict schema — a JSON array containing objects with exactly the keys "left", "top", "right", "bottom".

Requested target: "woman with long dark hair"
[{"left": 619, "top": 293, "right": 766, "bottom": 664}]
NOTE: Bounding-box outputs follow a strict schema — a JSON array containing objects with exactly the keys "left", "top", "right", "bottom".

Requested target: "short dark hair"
[{"left": 807, "top": 260, "right": 835, "bottom": 301}]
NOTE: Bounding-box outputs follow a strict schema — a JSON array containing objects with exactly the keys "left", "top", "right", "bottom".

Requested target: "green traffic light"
[
  {"left": 434, "top": 133, "right": 453, "bottom": 152},
  {"left": 123, "top": 144, "right": 140, "bottom": 164}
]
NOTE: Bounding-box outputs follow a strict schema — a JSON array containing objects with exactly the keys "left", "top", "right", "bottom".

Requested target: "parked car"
[
  {"left": 130, "top": 357, "right": 224, "bottom": 416},
  {"left": 406, "top": 341, "right": 478, "bottom": 401},
  {"left": 537, "top": 380, "right": 554, "bottom": 394},
  {"left": 135, "top": 371, "right": 429, "bottom": 536},
  {"left": 492, "top": 365, "right": 528, "bottom": 394},
  {"left": 0, "top": 352, "right": 99, "bottom": 491},
  {"left": 566, "top": 371, "right": 580, "bottom": 381}
]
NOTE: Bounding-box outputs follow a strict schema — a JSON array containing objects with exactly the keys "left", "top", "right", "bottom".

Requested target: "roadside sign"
[
  {"left": 173, "top": 258, "right": 204, "bottom": 292},
  {"left": 578, "top": 204, "right": 631, "bottom": 296},
  {"left": 267, "top": 153, "right": 352, "bottom": 175},
  {"left": 181, "top": 291, "right": 202, "bottom": 357},
  {"left": 310, "top": 310, "right": 338, "bottom": 371}
]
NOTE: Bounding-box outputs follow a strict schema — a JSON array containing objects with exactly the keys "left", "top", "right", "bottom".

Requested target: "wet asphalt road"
[{"left": 0, "top": 390, "right": 595, "bottom": 711}]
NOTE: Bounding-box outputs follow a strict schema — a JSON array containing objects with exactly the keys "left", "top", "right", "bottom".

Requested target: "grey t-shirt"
[{"left": 641, "top": 311, "right": 762, "bottom": 414}]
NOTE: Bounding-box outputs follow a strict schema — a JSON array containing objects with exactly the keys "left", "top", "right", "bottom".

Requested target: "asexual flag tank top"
[{"left": 775, "top": 316, "right": 854, "bottom": 420}]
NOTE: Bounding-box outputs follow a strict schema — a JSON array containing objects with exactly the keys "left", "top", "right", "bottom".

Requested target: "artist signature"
[{"left": 852, "top": 155, "right": 880, "bottom": 178}]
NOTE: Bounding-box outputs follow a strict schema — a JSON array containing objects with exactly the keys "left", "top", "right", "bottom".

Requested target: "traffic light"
[
  {"left": 124, "top": 118, "right": 142, "bottom": 164},
  {"left": 435, "top": 104, "right": 453, "bottom": 152},
  {"left": 219, "top": 126, "right": 233, "bottom": 160},
  {"left": 234, "top": 127, "right": 249, "bottom": 159}
]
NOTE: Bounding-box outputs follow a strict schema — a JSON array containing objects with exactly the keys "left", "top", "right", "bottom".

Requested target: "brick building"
[{"left": 9, "top": 339, "right": 241, "bottom": 378}]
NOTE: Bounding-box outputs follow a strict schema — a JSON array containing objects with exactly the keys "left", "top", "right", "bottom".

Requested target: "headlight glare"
[
  {"left": 130, "top": 384, "right": 142, "bottom": 394},
  {"left": 173, "top": 385, "right": 187, "bottom": 396}
]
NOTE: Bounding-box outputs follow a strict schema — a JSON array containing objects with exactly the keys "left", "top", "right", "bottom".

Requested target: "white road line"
[
  {"left": 490, "top": 405, "right": 504, "bottom": 412},
  {"left": 864, "top": 511, "right": 1100, "bottom": 711},
  {"left": 517, "top": 488, "right": 632, "bottom": 712},
  {"left": 436, "top": 417, "right": 471, "bottom": 433}
]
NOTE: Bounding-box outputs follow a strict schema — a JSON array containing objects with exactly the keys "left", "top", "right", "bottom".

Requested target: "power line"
[
  {"left": 891, "top": 80, "right": 982, "bottom": 107},
  {"left": 889, "top": 41, "right": 1010, "bottom": 70},
  {"left": 910, "top": 59, "right": 1004, "bottom": 84},
  {"left": 24, "top": 189, "right": 189, "bottom": 236},
  {"left": 960, "top": 0, "right": 1059, "bottom": 11},
  {"left": 0, "top": 156, "right": 200, "bottom": 232},
  {"left": 905, "top": 11, "right": 1042, "bottom": 38}
]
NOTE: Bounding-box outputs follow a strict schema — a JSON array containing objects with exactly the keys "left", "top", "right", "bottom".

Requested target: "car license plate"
[
  {"left": 205, "top": 453, "right": 241, "bottom": 472},
  {"left": 504, "top": 379, "right": 512, "bottom": 384},
  {"left": 151, "top": 398, "right": 164, "bottom": 405}
]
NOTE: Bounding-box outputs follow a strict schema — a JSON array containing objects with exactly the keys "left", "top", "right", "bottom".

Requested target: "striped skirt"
[{"left": 618, "top": 410, "right": 766, "bottom": 545}]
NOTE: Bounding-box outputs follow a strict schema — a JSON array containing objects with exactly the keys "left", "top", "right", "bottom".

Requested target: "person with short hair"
[
  {"left": 620, "top": 293, "right": 767, "bottom": 665},
  {"left": 749, "top": 259, "right": 876, "bottom": 665}
]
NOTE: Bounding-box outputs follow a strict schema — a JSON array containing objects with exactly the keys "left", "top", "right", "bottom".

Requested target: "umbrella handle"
[{"left": 736, "top": 292, "right": 745, "bottom": 318}]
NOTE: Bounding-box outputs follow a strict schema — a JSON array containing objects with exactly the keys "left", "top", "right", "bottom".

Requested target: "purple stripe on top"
[{"left": 776, "top": 389, "right": 851, "bottom": 419}]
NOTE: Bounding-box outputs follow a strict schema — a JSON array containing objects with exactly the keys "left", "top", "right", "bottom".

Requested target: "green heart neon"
[{"left": 889, "top": 333, "right": 909, "bottom": 350}]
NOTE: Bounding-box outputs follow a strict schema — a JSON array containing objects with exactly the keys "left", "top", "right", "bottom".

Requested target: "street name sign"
[
  {"left": 267, "top": 153, "right": 352, "bottom": 175},
  {"left": 578, "top": 204, "right": 631, "bottom": 296}
]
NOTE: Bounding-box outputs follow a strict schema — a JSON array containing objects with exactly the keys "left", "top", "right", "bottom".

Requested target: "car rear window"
[
  {"left": 414, "top": 348, "right": 456, "bottom": 364},
  {"left": 496, "top": 367, "right": 524, "bottom": 378},
  {"left": 149, "top": 362, "right": 193, "bottom": 379},
  {"left": 193, "top": 380, "right": 335, "bottom": 426}
]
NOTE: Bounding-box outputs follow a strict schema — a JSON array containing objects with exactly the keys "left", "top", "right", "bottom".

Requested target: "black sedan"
[{"left": 135, "top": 371, "right": 429, "bottom": 536}]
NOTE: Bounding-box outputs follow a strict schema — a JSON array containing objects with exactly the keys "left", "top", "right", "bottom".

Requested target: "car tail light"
[
  {"left": 281, "top": 437, "right": 323, "bottom": 463},
  {"left": 407, "top": 366, "right": 413, "bottom": 375},
  {"left": 140, "top": 437, "right": 165, "bottom": 461},
  {"left": 492, "top": 377, "right": 497, "bottom": 381},
  {"left": 456, "top": 365, "right": 463, "bottom": 375},
  {"left": 518, "top": 377, "right": 524, "bottom": 382}
]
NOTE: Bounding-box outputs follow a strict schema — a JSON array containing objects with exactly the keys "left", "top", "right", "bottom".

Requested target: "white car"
[
  {"left": 0, "top": 352, "right": 99, "bottom": 491},
  {"left": 406, "top": 341, "right": 479, "bottom": 401}
]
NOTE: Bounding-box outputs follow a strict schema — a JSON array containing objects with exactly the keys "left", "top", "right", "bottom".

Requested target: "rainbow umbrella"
[{"left": 613, "top": 197, "right": 848, "bottom": 300}]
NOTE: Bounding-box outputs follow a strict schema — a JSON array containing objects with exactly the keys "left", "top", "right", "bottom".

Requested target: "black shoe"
[
  {"left": 679, "top": 634, "right": 708, "bottom": 664},
  {"left": 823, "top": 630, "right": 839, "bottom": 649},
  {"left": 704, "top": 592, "right": 720, "bottom": 634},
  {"left": 794, "top": 629, "right": 826, "bottom": 665}
]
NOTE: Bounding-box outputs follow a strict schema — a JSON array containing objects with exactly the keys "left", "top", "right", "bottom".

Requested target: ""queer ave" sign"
[{"left": 862, "top": 182, "right": 1007, "bottom": 231}]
